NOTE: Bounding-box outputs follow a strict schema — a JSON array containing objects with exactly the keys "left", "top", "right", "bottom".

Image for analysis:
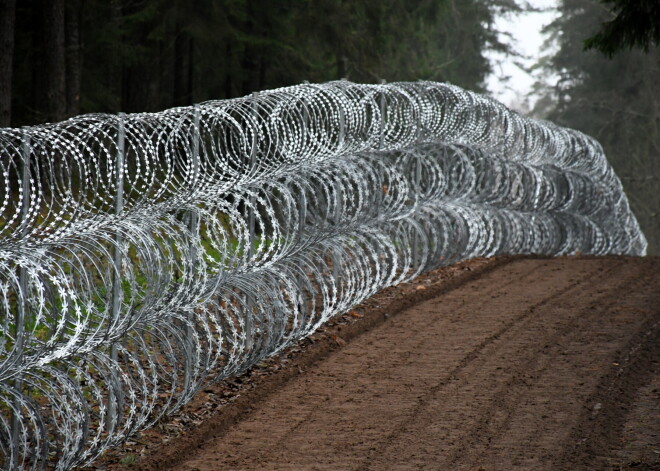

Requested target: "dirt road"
[{"left": 135, "top": 257, "right": 660, "bottom": 471}]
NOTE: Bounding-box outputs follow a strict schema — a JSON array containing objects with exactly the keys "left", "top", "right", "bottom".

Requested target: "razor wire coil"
[{"left": 0, "top": 80, "right": 646, "bottom": 470}]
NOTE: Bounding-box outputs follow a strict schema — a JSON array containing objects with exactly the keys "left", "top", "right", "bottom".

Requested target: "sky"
[{"left": 485, "top": 0, "right": 559, "bottom": 112}]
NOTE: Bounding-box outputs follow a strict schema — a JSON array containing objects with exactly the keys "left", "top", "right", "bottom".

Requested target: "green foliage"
[
  {"left": 119, "top": 454, "right": 137, "bottom": 466},
  {"left": 541, "top": 0, "right": 660, "bottom": 254},
  {"left": 584, "top": 0, "right": 660, "bottom": 57},
  {"left": 9, "top": 0, "right": 510, "bottom": 124}
]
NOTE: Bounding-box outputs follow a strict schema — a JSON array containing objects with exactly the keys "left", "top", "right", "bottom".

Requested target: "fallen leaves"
[{"left": 330, "top": 334, "right": 347, "bottom": 347}]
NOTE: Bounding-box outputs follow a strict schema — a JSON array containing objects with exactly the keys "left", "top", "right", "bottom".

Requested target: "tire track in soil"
[
  {"left": 356, "top": 258, "right": 642, "bottom": 471},
  {"left": 556, "top": 264, "right": 660, "bottom": 470},
  {"left": 361, "top": 258, "right": 630, "bottom": 471},
  {"left": 169, "top": 257, "right": 658, "bottom": 471},
  {"left": 385, "top": 259, "right": 650, "bottom": 470},
  {"left": 238, "top": 259, "right": 544, "bottom": 465}
]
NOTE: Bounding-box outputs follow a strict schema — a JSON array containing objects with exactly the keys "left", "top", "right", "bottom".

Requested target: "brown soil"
[{"left": 100, "top": 256, "right": 660, "bottom": 471}]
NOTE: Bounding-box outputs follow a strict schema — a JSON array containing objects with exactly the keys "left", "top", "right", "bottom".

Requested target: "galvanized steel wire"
[{"left": 0, "top": 80, "right": 646, "bottom": 470}]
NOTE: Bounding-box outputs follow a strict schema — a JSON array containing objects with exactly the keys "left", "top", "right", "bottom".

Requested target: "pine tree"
[
  {"left": 4, "top": 0, "right": 512, "bottom": 125},
  {"left": 542, "top": 0, "right": 660, "bottom": 253},
  {"left": 0, "top": 0, "right": 16, "bottom": 126}
]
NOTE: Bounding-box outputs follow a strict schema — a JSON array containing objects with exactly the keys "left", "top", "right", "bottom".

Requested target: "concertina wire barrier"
[{"left": 0, "top": 80, "right": 647, "bottom": 470}]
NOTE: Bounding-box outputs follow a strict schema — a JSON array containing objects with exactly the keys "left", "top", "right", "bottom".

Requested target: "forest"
[
  {"left": 0, "top": 0, "right": 658, "bottom": 253},
  {"left": 541, "top": 0, "right": 660, "bottom": 254},
  {"left": 0, "top": 0, "right": 511, "bottom": 125}
]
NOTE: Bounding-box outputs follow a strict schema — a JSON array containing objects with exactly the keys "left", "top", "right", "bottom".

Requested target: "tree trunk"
[
  {"left": 65, "top": 0, "right": 82, "bottom": 117},
  {"left": 224, "top": 41, "right": 233, "bottom": 98},
  {"left": 173, "top": 2, "right": 189, "bottom": 106},
  {"left": 240, "top": 0, "right": 261, "bottom": 95},
  {"left": 32, "top": 3, "right": 42, "bottom": 123},
  {"left": 173, "top": 34, "right": 189, "bottom": 106},
  {"left": 187, "top": 36, "right": 194, "bottom": 104},
  {"left": 0, "top": 0, "right": 16, "bottom": 127},
  {"left": 258, "top": 54, "right": 266, "bottom": 91},
  {"left": 42, "top": 0, "right": 67, "bottom": 122},
  {"left": 111, "top": 0, "right": 123, "bottom": 112},
  {"left": 336, "top": 48, "right": 347, "bottom": 80}
]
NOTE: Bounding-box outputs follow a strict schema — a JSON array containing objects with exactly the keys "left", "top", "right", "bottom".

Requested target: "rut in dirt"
[{"left": 164, "top": 257, "right": 659, "bottom": 471}]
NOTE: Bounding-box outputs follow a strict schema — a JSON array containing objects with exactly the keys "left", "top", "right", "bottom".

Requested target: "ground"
[{"left": 92, "top": 256, "right": 660, "bottom": 471}]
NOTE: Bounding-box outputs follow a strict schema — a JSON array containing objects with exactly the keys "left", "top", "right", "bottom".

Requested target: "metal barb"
[{"left": 0, "top": 80, "right": 646, "bottom": 470}]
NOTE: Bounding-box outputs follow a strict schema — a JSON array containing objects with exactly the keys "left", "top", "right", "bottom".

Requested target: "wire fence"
[{"left": 0, "top": 80, "right": 646, "bottom": 470}]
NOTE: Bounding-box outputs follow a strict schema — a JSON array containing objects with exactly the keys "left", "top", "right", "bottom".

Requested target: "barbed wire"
[{"left": 0, "top": 80, "right": 646, "bottom": 470}]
